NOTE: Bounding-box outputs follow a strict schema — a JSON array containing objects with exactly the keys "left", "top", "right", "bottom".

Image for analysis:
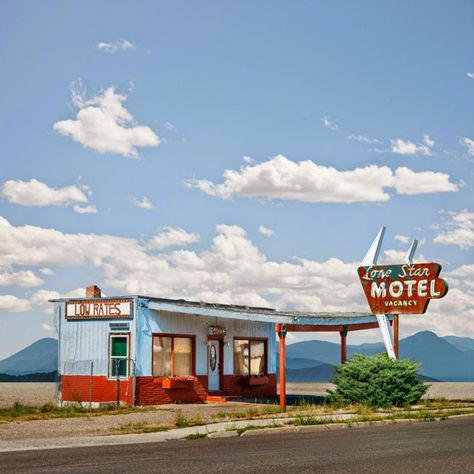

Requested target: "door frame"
[{"left": 207, "top": 335, "right": 224, "bottom": 393}]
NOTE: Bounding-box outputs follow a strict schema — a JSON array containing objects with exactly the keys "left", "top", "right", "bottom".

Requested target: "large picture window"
[
  {"left": 152, "top": 335, "right": 194, "bottom": 377},
  {"left": 233, "top": 338, "right": 267, "bottom": 376},
  {"left": 109, "top": 334, "right": 129, "bottom": 378}
]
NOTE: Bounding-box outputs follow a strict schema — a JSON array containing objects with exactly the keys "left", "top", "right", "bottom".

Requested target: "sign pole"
[
  {"left": 277, "top": 324, "right": 287, "bottom": 411},
  {"left": 393, "top": 315, "right": 399, "bottom": 359}
]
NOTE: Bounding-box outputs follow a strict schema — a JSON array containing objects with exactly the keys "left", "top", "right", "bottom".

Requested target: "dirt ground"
[
  {"left": 0, "top": 382, "right": 473, "bottom": 442},
  {"left": 1, "top": 382, "right": 473, "bottom": 408}
]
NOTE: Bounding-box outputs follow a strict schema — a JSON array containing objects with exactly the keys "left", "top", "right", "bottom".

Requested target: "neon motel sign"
[{"left": 357, "top": 263, "right": 448, "bottom": 315}]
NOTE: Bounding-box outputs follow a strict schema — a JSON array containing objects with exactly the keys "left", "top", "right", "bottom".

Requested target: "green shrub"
[{"left": 327, "top": 353, "right": 428, "bottom": 409}]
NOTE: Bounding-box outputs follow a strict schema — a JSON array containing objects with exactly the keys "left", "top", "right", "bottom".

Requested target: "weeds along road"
[{"left": 1, "top": 417, "right": 473, "bottom": 474}]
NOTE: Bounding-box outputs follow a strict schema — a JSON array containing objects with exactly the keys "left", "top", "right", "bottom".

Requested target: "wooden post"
[
  {"left": 393, "top": 315, "right": 399, "bottom": 359},
  {"left": 340, "top": 325, "right": 348, "bottom": 364},
  {"left": 277, "top": 326, "right": 286, "bottom": 411}
]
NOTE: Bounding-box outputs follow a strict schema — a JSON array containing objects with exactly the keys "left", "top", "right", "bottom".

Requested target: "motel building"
[{"left": 51, "top": 285, "right": 394, "bottom": 406}]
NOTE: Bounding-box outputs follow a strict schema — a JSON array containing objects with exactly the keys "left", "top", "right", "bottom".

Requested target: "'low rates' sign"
[{"left": 357, "top": 263, "right": 448, "bottom": 314}]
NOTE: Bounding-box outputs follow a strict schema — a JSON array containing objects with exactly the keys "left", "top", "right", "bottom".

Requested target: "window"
[
  {"left": 109, "top": 334, "right": 129, "bottom": 378},
  {"left": 233, "top": 338, "right": 266, "bottom": 376},
  {"left": 152, "top": 335, "right": 194, "bottom": 377}
]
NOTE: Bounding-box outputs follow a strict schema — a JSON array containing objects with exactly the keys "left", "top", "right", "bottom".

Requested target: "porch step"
[{"left": 206, "top": 395, "right": 241, "bottom": 403}]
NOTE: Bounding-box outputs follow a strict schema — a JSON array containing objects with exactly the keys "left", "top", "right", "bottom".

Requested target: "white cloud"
[
  {"left": 242, "top": 156, "right": 254, "bottom": 164},
  {"left": 97, "top": 39, "right": 135, "bottom": 53},
  {"left": 41, "top": 323, "right": 53, "bottom": 332},
  {"left": 423, "top": 133, "right": 435, "bottom": 148},
  {"left": 0, "top": 269, "right": 43, "bottom": 287},
  {"left": 1, "top": 216, "right": 472, "bottom": 336},
  {"left": 53, "top": 82, "right": 160, "bottom": 158},
  {"left": 148, "top": 227, "right": 200, "bottom": 250},
  {"left": 460, "top": 137, "right": 474, "bottom": 155},
  {"left": 131, "top": 196, "right": 154, "bottom": 210},
  {"left": 40, "top": 268, "right": 54, "bottom": 276},
  {"left": 346, "top": 134, "right": 382, "bottom": 144},
  {"left": 433, "top": 209, "right": 474, "bottom": 249},
  {"left": 321, "top": 116, "right": 339, "bottom": 131},
  {"left": 381, "top": 249, "right": 425, "bottom": 265},
  {"left": 1, "top": 179, "right": 89, "bottom": 208},
  {"left": 73, "top": 204, "right": 98, "bottom": 214},
  {"left": 467, "top": 72, "right": 474, "bottom": 79},
  {"left": 393, "top": 167, "right": 458, "bottom": 195},
  {"left": 163, "top": 121, "right": 177, "bottom": 132},
  {"left": 390, "top": 135, "right": 434, "bottom": 156},
  {"left": 31, "top": 288, "right": 85, "bottom": 315},
  {"left": 0, "top": 295, "right": 31, "bottom": 312},
  {"left": 394, "top": 234, "right": 409, "bottom": 244},
  {"left": 258, "top": 225, "right": 274, "bottom": 237},
  {"left": 186, "top": 155, "right": 459, "bottom": 204}
]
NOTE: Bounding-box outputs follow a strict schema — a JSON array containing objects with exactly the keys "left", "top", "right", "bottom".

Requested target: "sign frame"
[{"left": 65, "top": 299, "right": 133, "bottom": 320}]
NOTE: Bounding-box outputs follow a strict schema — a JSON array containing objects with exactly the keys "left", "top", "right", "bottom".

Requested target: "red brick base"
[{"left": 61, "top": 374, "right": 277, "bottom": 405}]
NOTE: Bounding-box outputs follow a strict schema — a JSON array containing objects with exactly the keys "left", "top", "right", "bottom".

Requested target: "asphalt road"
[{"left": 1, "top": 417, "right": 473, "bottom": 474}]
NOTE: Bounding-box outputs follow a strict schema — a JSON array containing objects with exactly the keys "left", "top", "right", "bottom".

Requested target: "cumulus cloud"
[
  {"left": 346, "top": 134, "right": 382, "bottom": 144},
  {"left": 1, "top": 216, "right": 472, "bottom": 336},
  {"left": 321, "top": 116, "right": 339, "bottom": 130},
  {"left": 394, "top": 234, "right": 410, "bottom": 244},
  {"left": 392, "top": 167, "right": 458, "bottom": 195},
  {"left": 131, "top": 196, "right": 154, "bottom": 209},
  {"left": 466, "top": 72, "right": 474, "bottom": 79},
  {"left": 31, "top": 288, "right": 85, "bottom": 314},
  {"left": 53, "top": 82, "right": 160, "bottom": 158},
  {"left": 390, "top": 134, "right": 435, "bottom": 156},
  {"left": 0, "top": 295, "right": 31, "bottom": 312},
  {"left": 148, "top": 227, "right": 200, "bottom": 250},
  {"left": 460, "top": 137, "right": 474, "bottom": 155},
  {"left": 1, "top": 178, "right": 91, "bottom": 209},
  {"left": 258, "top": 225, "right": 274, "bottom": 237},
  {"left": 73, "top": 204, "right": 98, "bottom": 214},
  {"left": 185, "top": 155, "right": 458, "bottom": 204},
  {"left": 433, "top": 209, "right": 474, "bottom": 249},
  {"left": 40, "top": 268, "right": 54, "bottom": 276},
  {"left": 0, "top": 269, "right": 43, "bottom": 287},
  {"left": 98, "top": 39, "right": 135, "bottom": 53},
  {"left": 41, "top": 323, "right": 53, "bottom": 332}
]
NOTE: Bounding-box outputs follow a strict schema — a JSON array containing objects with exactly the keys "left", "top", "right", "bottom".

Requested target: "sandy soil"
[
  {"left": 0, "top": 383, "right": 57, "bottom": 408},
  {"left": 1, "top": 382, "right": 473, "bottom": 409},
  {"left": 286, "top": 382, "right": 474, "bottom": 400},
  {"left": 0, "top": 382, "right": 473, "bottom": 442}
]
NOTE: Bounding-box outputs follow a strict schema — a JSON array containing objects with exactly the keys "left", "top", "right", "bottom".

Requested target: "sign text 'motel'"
[
  {"left": 66, "top": 299, "right": 132, "bottom": 320},
  {"left": 357, "top": 263, "right": 448, "bottom": 314}
]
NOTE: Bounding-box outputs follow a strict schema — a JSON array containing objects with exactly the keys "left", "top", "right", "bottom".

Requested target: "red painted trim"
[
  {"left": 278, "top": 331, "right": 286, "bottom": 410},
  {"left": 393, "top": 315, "right": 399, "bottom": 359},
  {"left": 278, "top": 322, "right": 381, "bottom": 332}
]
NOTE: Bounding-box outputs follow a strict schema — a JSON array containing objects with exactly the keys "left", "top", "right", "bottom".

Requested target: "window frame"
[
  {"left": 151, "top": 333, "right": 196, "bottom": 378},
  {"left": 108, "top": 333, "right": 130, "bottom": 379},
  {"left": 233, "top": 337, "right": 268, "bottom": 376}
]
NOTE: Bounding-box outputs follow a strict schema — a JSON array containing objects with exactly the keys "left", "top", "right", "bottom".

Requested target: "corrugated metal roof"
[{"left": 50, "top": 294, "right": 385, "bottom": 326}]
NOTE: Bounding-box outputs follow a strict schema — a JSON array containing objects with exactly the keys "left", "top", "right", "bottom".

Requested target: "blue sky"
[{"left": 1, "top": 1, "right": 473, "bottom": 358}]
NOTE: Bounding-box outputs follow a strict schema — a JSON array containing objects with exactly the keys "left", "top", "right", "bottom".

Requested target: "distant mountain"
[
  {"left": 0, "top": 371, "right": 57, "bottom": 382},
  {"left": 285, "top": 364, "right": 337, "bottom": 382},
  {"left": 0, "top": 338, "right": 57, "bottom": 375},
  {"left": 285, "top": 331, "right": 474, "bottom": 382},
  {"left": 443, "top": 336, "right": 474, "bottom": 352},
  {"left": 285, "top": 357, "right": 325, "bottom": 369}
]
